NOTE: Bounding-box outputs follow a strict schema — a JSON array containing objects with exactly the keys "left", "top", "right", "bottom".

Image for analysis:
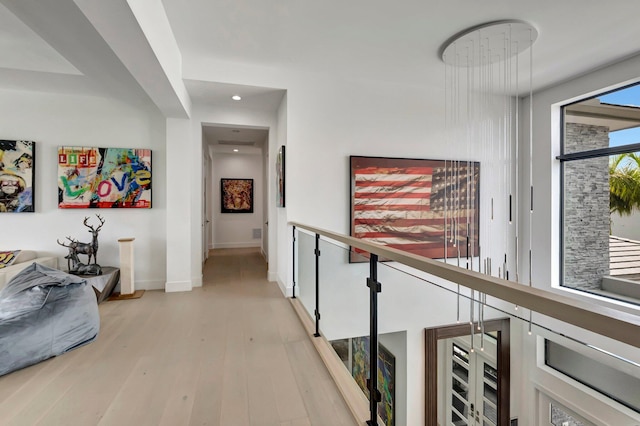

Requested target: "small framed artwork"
[
  {"left": 276, "top": 145, "right": 285, "bottom": 207},
  {"left": 0, "top": 140, "right": 35, "bottom": 212},
  {"left": 58, "top": 146, "right": 152, "bottom": 208},
  {"left": 221, "top": 178, "right": 254, "bottom": 213}
]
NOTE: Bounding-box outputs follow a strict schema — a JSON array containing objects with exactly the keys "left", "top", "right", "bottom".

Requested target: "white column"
[
  {"left": 166, "top": 117, "right": 193, "bottom": 292},
  {"left": 118, "top": 237, "right": 135, "bottom": 295}
]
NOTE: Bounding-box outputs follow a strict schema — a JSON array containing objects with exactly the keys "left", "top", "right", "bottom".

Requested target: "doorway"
[
  {"left": 201, "top": 124, "right": 269, "bottom": 261},
  {"left": 425, "top": 318, "right": 510, "bottom": 426}
]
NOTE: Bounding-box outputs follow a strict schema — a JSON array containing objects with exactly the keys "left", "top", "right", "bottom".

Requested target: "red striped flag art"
[{"left": 350, "top": 156, "right": 480, "bottom": 262}]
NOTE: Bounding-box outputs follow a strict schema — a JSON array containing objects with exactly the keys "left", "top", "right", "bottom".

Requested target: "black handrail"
[
  {"left": 314, "top": 233, "right": 320, "bottom": 337},
  {"left": 292, "top": 226, "right": 297, "bottom": 299}
]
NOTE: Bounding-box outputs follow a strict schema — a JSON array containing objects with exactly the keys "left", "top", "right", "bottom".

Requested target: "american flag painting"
[{"left": 350, "top": 156, "right": 480, "bottom": 262}]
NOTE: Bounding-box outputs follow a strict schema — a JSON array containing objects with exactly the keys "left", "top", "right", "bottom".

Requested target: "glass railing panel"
[
  {"left": 317, "top": 238, "right": 369, "bottom": 341},
  {"left": 315, "top": 238, "right": 371, "bottom": 407},
  {"left": 374, "top": 257, "right": 511, "bottom": 426},
  {"left": 319, "top": 239, "right": 369, "bottom": 358},
  {"left": 442, "top": 303, "right": 510, "bottom": 426},
  {"left": 296, "top": 228, "right": 317, "bottom": 320}
]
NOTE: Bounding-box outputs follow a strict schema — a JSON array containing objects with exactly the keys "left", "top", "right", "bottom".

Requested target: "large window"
[{"left": 560, "top": 84, "right": 640, "bottom": 299}]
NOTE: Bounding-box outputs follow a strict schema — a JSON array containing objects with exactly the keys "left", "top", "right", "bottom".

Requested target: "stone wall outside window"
[{"left": 563, "top": 123, "right": 610, "bottom": 290}]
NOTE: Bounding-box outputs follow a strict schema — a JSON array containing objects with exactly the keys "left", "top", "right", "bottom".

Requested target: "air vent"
[{"left": 218, "top": 140, "right": 255, "bottom": 146}]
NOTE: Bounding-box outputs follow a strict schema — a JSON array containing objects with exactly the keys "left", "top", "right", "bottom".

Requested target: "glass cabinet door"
[{"left": 446, "top": 339, "right": 498, "bottom": 426}]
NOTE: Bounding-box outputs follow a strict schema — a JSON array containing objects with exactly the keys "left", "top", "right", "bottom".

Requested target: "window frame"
[{"left": 558, "top": 84, "right": 640, "bottom": 292}]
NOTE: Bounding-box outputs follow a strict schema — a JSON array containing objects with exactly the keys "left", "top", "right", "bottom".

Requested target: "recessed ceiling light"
[
  {"left": 231, "top": 95, "right": 242, "bottom": 101},
  {"left": 233, "top": 149, "right": 239, "bottom": 152}
]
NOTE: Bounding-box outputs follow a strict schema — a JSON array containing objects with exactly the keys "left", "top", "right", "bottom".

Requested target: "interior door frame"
[{"left": 425, "top": 318, "right": 510, "bottom": 426}]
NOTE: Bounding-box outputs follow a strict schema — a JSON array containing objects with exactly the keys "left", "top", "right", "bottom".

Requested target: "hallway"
[
  {"left": 0, "top": 249, "right": 357, "bottom": 426},
  {"left": 201, "top": 248, "right": 357, "bottom": 426}
]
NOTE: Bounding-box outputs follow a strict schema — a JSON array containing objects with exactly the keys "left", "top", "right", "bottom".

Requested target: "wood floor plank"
[
  {"left": 266, "top": 344, "right": 309, "bottom": 422},
  {"left": 219, "top": 298, "right": 250, "bottom": 426},
  {"left": 272, "top": 298, "right": 308, "bottom": 343},
  {"left": 247, "top": 370, "right": 281, "bottom": 426},
  {"left": 285, "top": 340, "right": 358, "bottom": 426}
]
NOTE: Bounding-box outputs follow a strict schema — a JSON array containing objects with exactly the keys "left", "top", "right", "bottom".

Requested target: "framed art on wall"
[
  {"left": 350, "top": 155, "right": 479, "bottom": 262},
  {"left": 0, "top": 140, "right": 35, "bottom": 213},
  {"left": 58, "top": 146, "right": 152, "bottom": 208},
  {"left": 351, "top": 336, "right": 395, "bottom": 426},
  {"left": 221, "top": 178, "right": 254, "bottom": 213},
  {"left": 276, "top": 145, "right": 285, "bottom": 207}
]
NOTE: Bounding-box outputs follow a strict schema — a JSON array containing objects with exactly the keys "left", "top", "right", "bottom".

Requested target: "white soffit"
[
  {"left": 565, "top": 99, "right": 640, "bottom": 132},
  {"left": 204, "top": 125, "right": 267, "bottom": 155},
  {"left": 185, "top": 80, "right": 285, "bottom": 112},
  {"left": 0, "top": 2, "right": 80, "bottom": 75}
]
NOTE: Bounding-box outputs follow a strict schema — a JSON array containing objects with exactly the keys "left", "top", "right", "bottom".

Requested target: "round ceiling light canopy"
[{"left": 440, "top": 20, "right": 538, "bottom": 67}]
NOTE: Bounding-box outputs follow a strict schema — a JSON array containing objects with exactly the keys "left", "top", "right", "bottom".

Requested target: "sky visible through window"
[{"left": 599, "top": 84, "right": 640, "bottom": 148}]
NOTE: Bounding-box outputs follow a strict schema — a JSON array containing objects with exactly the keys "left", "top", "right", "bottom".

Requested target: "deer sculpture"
[
  {"left": 76, "top": 214, "right": 105, "bottom": 265},
  {"left": 56, "top": 214, "right": 105, "bottom": 276},
  {"left": 57, "top": 236, "right": 79, "bottom": 271}
]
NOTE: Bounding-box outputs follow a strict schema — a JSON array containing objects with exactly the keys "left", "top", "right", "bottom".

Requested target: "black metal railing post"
[
  {"left": 314, "top": 233, "right": 321, "bottom": 337},
  {"left": 367, "top": 253, "right": 382, "bottom": 426},
  {"left": 292, "top": 226, "right": 297, "bottom": 299}
]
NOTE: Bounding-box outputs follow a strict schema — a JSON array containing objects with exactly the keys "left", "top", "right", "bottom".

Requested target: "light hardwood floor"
[{"left": 0, "top": 248, "right": 358, "bottom": 426}]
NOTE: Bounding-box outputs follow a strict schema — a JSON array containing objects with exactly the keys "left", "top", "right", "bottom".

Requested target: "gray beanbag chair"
[{"left": 0, "top": 263, "right": 100, "bottom": 376}]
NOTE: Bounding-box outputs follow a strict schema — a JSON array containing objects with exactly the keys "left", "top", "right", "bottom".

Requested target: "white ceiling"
[
  {"left": 0, "top": 2, "right": 79, "bottom": 75},
  {"left": 1, "top": 0, "right": 640, "bottom": 114},
  {"left": 160, "top": 0, "right": 640, "bottom": 92}
]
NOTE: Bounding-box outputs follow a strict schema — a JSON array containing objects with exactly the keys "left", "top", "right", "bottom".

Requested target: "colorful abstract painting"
[
  {"left": 350, "top": 156, "right": 480, "bottom": 262},
  {"left": 58, "top": 147, "right": 151, "bottom": 208},
  {"left": 221, "top": 178, "right": 253, "bottom": 213},
  {"left": 351, "top": 336, "right": 395, "bottom": 426},
  {"left": 0, "top": 140, "right": 35, "bottom": 213}
]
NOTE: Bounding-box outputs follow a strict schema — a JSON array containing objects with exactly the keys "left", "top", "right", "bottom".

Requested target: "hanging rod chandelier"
[{"left": 439, "top": 20, "right": 538, "bottom": 346}]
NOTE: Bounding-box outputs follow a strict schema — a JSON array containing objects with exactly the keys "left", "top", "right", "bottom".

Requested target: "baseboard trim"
[
  {"left": 277, "top": 277, "right": 293, "bottom": 297},
  {"left": 192, "top": 274, "right": 203, "bottom": 288},
  {"left": 212, "top": 242, "right": 261, "bottom": 249},
  {"left": 135, "top": 280, "right": 165, "bottom": 291},
  {"left": 165, "top": 280, "right": 192, "bottom": 292}
]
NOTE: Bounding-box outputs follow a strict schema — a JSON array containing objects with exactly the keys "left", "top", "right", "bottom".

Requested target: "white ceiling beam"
[
  {"left": 1, "top": 0, "right": 151, "bottom": 107},
  {"left": 73, "top": 0, "right": 191, "bottom": 118}
]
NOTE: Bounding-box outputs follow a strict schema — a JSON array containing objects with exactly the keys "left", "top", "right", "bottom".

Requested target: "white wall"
[
  {"left": 611, "top": 212, "right": 640, "bottom": 242},
  {"left": 0, "top": 89, "right": 167, "bottom": 290},
  {"left": 276, "top": 94, "right": 289, "bottom": 294},
  {"left": 211, "top": 151, "right": 264, "bottom": 249}
]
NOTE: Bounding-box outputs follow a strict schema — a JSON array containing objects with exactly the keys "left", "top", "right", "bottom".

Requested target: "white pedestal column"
[{"left": 118, "top": 237, "right": 135, "bottom": 295}]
